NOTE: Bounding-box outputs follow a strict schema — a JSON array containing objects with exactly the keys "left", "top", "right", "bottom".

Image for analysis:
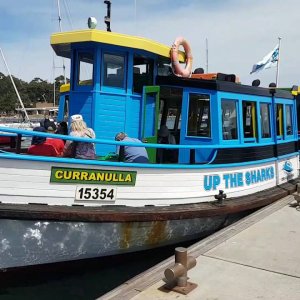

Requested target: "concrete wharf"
[{"left": 100, "top": 194, "right": 300, "bottom": 300}]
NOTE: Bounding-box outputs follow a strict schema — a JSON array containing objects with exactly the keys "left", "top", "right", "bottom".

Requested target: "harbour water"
[{"left": 0, "top": 239, "right": 198, "bottom": 300}]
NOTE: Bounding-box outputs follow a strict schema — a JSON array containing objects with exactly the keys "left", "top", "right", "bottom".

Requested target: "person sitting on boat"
[
  {"left": 45, "top": 125, "right": 65, "bottom": 156},
  {"left": 62, "top": 114, "right": 96, "bottom": 159},
  {"left": 115, "top": 132, "right": 149, "bottom": 163},
  {"left": 27, "top": 127, "right": 60, "bottom": 157},
  {"left": 55, "top": 121, "right": 68, "bottom": 136},
  {"left": 40, "top": 114, "right": 56, "bottom": 132},
  {"left": 157, "top": 125, "right": 177, "bottom": 163}
]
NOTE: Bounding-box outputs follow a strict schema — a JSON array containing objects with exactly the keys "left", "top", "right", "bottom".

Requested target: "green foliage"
[{"left": 0, "top": 74, "right": 68, "bottom": 115}]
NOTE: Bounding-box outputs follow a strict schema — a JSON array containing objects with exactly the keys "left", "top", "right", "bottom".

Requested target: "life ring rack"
[{"left": 171, "top": 36, "right": 193, "bottom": 78}]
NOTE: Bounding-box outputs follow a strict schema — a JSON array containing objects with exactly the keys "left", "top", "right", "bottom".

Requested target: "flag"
[{"left": 250, "top": 44, "right": 279, "bottom": 74}]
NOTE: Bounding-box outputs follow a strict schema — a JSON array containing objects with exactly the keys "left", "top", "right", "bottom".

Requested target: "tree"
[{"left": 0, "top": 74, "right": 63, "bottom": 115}]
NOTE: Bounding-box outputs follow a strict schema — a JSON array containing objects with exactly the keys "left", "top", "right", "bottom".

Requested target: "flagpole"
[
  {"left": 205, "top": 38, "right": 208, "bottom": 73},
  {"left": 275, "top": 37, "right": 282, "bottom": 87}
]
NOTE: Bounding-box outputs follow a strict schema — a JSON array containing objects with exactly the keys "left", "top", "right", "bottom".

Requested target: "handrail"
[{"left": 0, "top": 126, "right": 288, "bottom": 150}]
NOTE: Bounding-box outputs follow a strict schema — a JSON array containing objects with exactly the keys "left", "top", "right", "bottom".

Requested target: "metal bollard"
[
  {"left": 214, "top": 190, "right": 227, "bottom": 205},
  {"left": 163, "top": 247, "right": 197, "bottom": 295},
  {"left": 294, "top": 183, "right": 300, "bottom": 207},
  {"left": 297, "top": 183, "right": 300, "bottom": 194}
]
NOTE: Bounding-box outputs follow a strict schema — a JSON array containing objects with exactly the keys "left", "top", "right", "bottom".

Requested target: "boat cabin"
[{"left": 51, "top": 29, "right": 298, "bottom": 164}]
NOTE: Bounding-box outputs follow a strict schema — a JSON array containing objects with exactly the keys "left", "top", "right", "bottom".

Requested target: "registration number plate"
[{"left": 75, "top": 187, "right": 116, "bottom": 201}]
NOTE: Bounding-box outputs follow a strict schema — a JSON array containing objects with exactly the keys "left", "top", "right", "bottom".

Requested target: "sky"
[{"left": 0, "top": 0, "right": 299, "bottom": 88}]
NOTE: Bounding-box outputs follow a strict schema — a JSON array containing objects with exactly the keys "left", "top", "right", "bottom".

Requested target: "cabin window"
[
  {"left": 276, "top": 104, "right": 283, "bottom": 136},
  {"left": 133, "top": 55, "right": 154, "bottom": 94},
  {"left": 221, "top": 100, "right": 238, "bottom": 140},
  {"left": 260, "top": 103, "right": 271, "bottom": 138},
  {"left": 162, "top": 108, "right": 181, "bottom": 131},
  {"left": 285, "top": 105, "right": 293, "bottom": 135},
  {"left": 187, "top": 94, "right": 210, "bottom": 137},
  {"left": 78, "top": 52, "right": 94, "bottom": 85},
  {"left": 159, "top": 87, "right": 183, "bottom": 144},
  {"left": 242, "top": 101, "right": 257, "bottom": 139},
  {"left": 103, "top": 53, "right": 125, "bottom": 88},
  {"left": 158, "top": 63, "right": 172, "bottom": 76}
]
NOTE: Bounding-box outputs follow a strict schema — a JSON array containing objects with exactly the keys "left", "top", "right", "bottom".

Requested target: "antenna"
[
  {"left": 56, "top": 0, "right": 66, "bottom": 84},
  {"left": 104, "top": 0, "right": 111, "bottom": 32}
]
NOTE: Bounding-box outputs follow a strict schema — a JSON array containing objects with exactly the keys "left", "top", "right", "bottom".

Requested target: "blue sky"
[{"left": 0, "top": 0, "right": 299, "bottom": 88}]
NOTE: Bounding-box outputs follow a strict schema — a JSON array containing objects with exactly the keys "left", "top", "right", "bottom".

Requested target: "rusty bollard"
[
  {"left": 163, "top": 247, "right": 197, "bottom": 295},
  {"left": 293, "top": 183, "right": 300, "bottom": 207}
]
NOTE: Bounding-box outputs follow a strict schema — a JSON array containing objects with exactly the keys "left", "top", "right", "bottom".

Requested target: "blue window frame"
[
  {"left": 187, "top": 93, "right": 211, "bottom": 138},
  {"left": 260, "top": 103, "right": 271, "bottom": 138},
  {"left": 285, "top": 104, "right": 293, "bottom": 136},
  {"left": 77, "top": 52, "right": 94, "bottom": 86},
  {"left": 276, "top": 103, "right": 284, "bottom": 138},
  {"left": 242, "top": 101, "right": 257, "bottom": 142},
  {"left": 133, "top": 55, "right": 154, "bottom": 94},
  {"left": 102, "top": 53, "right": 126, "bottom": 88},
  {"left": 221, "top": 99, "right": 238, "bottom": 140}
]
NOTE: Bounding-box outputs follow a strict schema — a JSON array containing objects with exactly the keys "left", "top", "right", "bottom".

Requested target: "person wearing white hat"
[{"left": 63, "top": 114, "right": 96, "bottom": 159}]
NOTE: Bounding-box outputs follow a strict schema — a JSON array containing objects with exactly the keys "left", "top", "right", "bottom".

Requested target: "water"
[{"left": 0, "top": 240, "right": 197, "bottom": 300}]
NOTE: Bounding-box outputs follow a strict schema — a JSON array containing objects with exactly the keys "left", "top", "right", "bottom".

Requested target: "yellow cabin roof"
[
  {"left": 51, "top": 29, "right": 185, "bottom": 62},
  {"left": 291, "top": 85, "right": 300, "bottom": 96},
  {"left": 59, "top": 83, "right": 70, "bottom": 93}
]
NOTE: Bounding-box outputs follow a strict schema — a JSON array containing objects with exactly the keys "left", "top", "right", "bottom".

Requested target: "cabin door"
[{"left": 141, "top": 86, "right": 160, "bottom": 163}]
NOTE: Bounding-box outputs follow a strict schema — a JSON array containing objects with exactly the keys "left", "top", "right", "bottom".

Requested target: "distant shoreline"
[{"left": 0, "top": 115, "right": 52, "bottom": 124}]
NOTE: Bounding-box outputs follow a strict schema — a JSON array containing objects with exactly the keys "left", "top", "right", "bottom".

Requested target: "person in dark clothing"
[
  {"left": 40, "top": 114, "right": 56, "bottom": 131},
  {"left": 157, "top": 125, "right": 177, "bottom": 163},
  {"left": 28, "top": 127, "right": 58, "bottom": 157},
  {"left": 55, "top": 121, "right": 68, "bottom": 136},
  {"left": 31, "top": 127, "right": 47, "bottom": 146},
  {"left": 28, "top": 126, "right": 64, "bottom": 157}
]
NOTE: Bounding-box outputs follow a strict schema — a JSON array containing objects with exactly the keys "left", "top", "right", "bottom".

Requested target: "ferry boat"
[{"left": 0, "top": 5, "right": 299, "bottom": 271}]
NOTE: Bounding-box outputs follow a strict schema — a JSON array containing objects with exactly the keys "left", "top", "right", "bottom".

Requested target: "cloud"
[{"left": 1, "top": 0, "right": 299, "bottom": 88}]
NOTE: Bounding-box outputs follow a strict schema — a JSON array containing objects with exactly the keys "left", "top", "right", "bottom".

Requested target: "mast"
[
  {"left": 56, "top": 0, "right": 66, "bottom": 83},
  {"left": 134, "top": 0, "right": 137, "bottom": 33},
  {"left": 0, "top": 48, "right": 32, "bottom": 126},
  {"left": 52, "top": 52, "right": 56, "bottom": 106},
  {"left": 205, "top": 38, "right": 208, "bottom": 73}
]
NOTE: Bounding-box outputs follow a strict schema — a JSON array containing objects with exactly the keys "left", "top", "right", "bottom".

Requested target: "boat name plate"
[{"left": 50, "top": 166, "right": 136, "bottom": 185}]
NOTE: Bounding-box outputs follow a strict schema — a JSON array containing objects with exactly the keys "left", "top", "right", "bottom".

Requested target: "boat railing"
[
  {"left": 0, "top": 125, "right": 282, "bottom": 150},
  {"left": 0, "top": 126, "right": 297, "bottom": 166}
]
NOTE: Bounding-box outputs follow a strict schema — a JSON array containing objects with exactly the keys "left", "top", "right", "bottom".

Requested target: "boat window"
[
  {"left": 165, "top": 108, "right": 180, "bottom": 130},
  {"left": 103, "top": 53, "right": 125, "bottom": 88},
  {"left": 133, "top": 55, "right": 154, "bottom": 94},
  {"left": 187, "top": 94, "right": 210, "bottom": 137},
  {"left": 221, "top": 100, "right": 238, "bottom": 140},
  {"left": 276, "top": 104, "right": 283, "bottom": 136},
  {"left": 242, "top": 101, "right": 257, "bottom": 139},
  {"left": 285, "top": 104, "right": 293, "bottom": 135},
  {"left": 159, "top": 102, "right": 181, "bottom": 130},
  {"left": 158, "top": 63, "right": 172, "bottom": 76},
  {"left": 78, "top": 52, "right": 94, "bottom": 85},
  {"left": 260, "top": 103, "right": 271, "bottom": 138}
]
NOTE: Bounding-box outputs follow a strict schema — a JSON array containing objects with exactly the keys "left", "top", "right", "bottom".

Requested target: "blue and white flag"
[{"left": 250, "top": 44, "right": 279, "bottom": 74}]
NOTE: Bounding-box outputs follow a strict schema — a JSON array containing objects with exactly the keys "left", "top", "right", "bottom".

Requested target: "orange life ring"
[{"left": 171, "top": 37, "right": 193, "bottom": 77}]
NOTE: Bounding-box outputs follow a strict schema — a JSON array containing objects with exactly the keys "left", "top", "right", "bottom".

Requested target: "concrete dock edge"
[{"left": 99, "top": 194, "right": 295, "bottom": 300}]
